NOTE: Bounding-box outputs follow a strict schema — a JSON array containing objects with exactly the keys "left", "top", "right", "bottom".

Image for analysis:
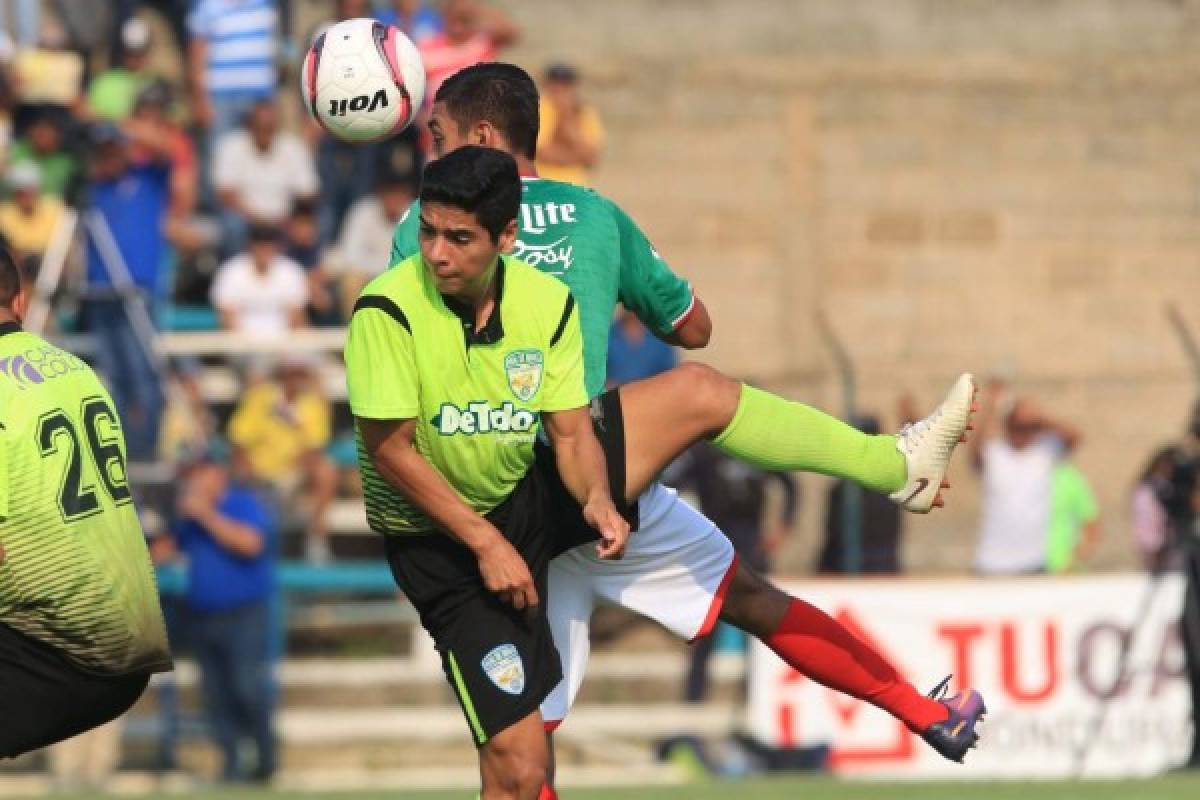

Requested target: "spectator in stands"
[
  {"left": 1045, "top": 458, "right": 1100, "bottom": 573},
  {"left": 283, "top": 200, "right": 340, "bottom": 326},
  {"left": 10, "top": 17, "right": 85, "bottom": 115},
  {"left": 108, "top": 1, "right": 190, "bottom": 63},
  {"left": 229, "top": 355, "right": 338, "bottom": 563},
  {"left": 80, "top": 121, "right": 171, "bottom": 462},
  {"left": 211, "top": 223, "right": 309, "bottom": 336},
  {"left": 0, "top": 1, "right": 39, "bottom": 49},
  {"left": 1132, "top": 446, "right": 1178, "bottom": 572},
  {"left": 8, "top": 112, "right": 79, "bottom": 200},
  {"left": 0, "top": 161, "right": 66, "bottom": 269},
  {"left": 213, "top": 98, "right": 318, "bottom": 255},
  {"left": 666, "top": 442, "right": 798, "bottom": 702},
  {"left": 332, "top": 174, "right": 416, "bottom": 316},
  {"left": 159, "top": 360, "right": 217, "bottom": 465},
  {"left": 970, "top": 380, "right": 1081, "bottom": 575},
  {"left": 606, "top": 308, "right": 678, "bottom": 387},
  {"left": 86, "top": 17, "right": 155, "bottom": 122},
  {"left": 818, "top": 414, "right": 904, "bottom": 574},
  {"left": 418, "top": 0, "right": 519, "bottom": 120},
  {"left": 143, "top": 502, "right": 186, "bottom": 773},
  {"left": 536, "top": 62, "right": 605, "bottom": 186},
  {"left": 172, "top": 444, "right": 278, "bottom": 784},
  {"left": 127, "top": 80, "right": 202, "bottom": 251},
  {"left": 376, "top": 0, "right": 444, "bottom": 42},
  {"left": 187, "top": 0, "right": 279, "bottom": 143},
  {"left": 315, "top": 119, "right": 421, "bottom": 246},
  {"left": 0, "top": 36, "right": 14, "bottom": 164}
]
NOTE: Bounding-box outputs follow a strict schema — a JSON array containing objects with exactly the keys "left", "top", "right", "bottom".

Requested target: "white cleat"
[{"left": 889, "top": 372, "right": 978, "bottom": 513}]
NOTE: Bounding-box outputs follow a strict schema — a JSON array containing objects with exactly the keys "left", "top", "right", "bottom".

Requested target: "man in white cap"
[
  {"left": 0, "top": 161, "right": 65, "bottom": 267},
  {"left": 87, "top": 17, "right": 157, "bottom": 121}
]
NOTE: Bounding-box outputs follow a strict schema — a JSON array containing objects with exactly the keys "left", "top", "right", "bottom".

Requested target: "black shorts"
[
  {"left": 540, "top": 388, "right": 638, "bottom": 557},
  {"left": 383, "top": 389, "right": 634, "bottom": 745},
  {"left": 0, "top": 623, "right": 151, "bottom": 759}
]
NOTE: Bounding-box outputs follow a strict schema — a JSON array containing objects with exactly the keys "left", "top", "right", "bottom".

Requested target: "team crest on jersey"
[
  {"left": 481, "top": 644, "right": 525, "bottom": 695},
  {"left": 504, "top": 349, "right": 543, "bottom": 402}
]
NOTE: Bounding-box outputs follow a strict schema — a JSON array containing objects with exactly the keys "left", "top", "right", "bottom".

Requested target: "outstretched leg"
[
  {"left": 617, "top": 365, "right": 973, "bottom": 510},
  {"left": 719, "top": 563, "right": 947, "bottom": 732},
  {"left": 718, "top": 562, "right": 986, "bottom": 761}
]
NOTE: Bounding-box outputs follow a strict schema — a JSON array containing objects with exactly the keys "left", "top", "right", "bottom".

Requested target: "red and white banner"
[{"left": 747, "top": 574, "right": 1191, "bottom": 777}]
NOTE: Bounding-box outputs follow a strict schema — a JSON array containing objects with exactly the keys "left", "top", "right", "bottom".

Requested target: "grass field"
[{"left": 20, "top": 775, "right": 1200, "bottom": 800}]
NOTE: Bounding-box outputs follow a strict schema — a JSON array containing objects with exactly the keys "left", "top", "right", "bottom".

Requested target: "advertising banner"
[{"left": 746, "top": 575, "right": 1190, "bottom": 777}]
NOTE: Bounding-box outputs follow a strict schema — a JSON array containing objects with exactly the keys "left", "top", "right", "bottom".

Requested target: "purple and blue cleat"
[{"left": 921, "top": 675, "right": 986, "bottom": 763}]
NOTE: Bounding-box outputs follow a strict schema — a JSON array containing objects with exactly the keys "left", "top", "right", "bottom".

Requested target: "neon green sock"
[{"left": 712, "top": 385, "right": 907, "bottom": 494}]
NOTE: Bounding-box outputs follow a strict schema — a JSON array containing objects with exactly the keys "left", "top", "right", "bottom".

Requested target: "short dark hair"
[
  {"left": 289, "top": 198, "right": 319, "bottom": 220},
  {"left": 419, "top": 146, "right": 521, "bottom": 242},
  {"left": 0, "top": 246, "right": 22, "bottom": 308},
  {"left": 247, "top": 222, "right": 281, "bottom": 243},
  {"left": 435, "top": 62, "right": 540, "bottom": 160}
]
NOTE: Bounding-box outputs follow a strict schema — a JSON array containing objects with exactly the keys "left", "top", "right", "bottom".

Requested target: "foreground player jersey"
[
  {"left": 391, "top": 177, "right": 694, "bottom": 398},
  {"left": 0, "top": 323, "right": 170, "bottom": 675},
  {"left": 345, "top": 256, "right": 587, "bottom": 535}
]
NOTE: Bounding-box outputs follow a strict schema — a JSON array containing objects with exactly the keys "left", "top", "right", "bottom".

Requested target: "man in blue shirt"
[
  {"left": 606, "top": 308, "right": 678, "bottom": 387},
  {"left": 81, "top": 122, "right": 170, "bottom": 461},
  {"left": 173, "top": 445, "right": 277, "bottom": 784}
]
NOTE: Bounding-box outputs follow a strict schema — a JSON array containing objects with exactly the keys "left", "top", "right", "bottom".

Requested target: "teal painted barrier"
[{"left": 156, "top": 561, "right": 400, "bottom": 660}]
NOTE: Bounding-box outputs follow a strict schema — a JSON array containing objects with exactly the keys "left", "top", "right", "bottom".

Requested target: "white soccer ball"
[{"left": 301, "top": 17, "right": 426, "bottom": 143}]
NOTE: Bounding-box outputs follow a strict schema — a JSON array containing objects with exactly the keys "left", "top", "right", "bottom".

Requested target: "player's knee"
[
  {"left": 514, "top": 758, "right": 548, "bottom": 798},
  {"left": 673, "top": 363, "right": 740, "bottom": 426},
  {"left": 482, "top": 743, "right": 549, "bottom": 796},
  {"left": 720, "top": 564, "right": 789, "bottom": 637},
  {"left": 485, "top": 752, "right": 547, "bottom": 799}
]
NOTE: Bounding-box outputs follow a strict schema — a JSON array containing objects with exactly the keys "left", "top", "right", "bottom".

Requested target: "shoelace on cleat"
[{"left": 927, "top": 674, "right": 953, "bottom": 703}]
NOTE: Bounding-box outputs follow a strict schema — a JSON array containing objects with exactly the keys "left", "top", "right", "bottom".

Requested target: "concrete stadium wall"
[{"left": 500, "top": 0, "right": 1200, "bottom": 571}]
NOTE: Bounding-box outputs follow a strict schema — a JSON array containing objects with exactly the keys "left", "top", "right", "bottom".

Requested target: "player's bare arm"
[
  {"left": 542, "top": 405, "right": 630, "bottom": 560},
  {"left": 657, "top": 295, "right": 712, "bottom": 349},
  {"left": 357, "top": 416, "right": 538, "bottom": 610}
]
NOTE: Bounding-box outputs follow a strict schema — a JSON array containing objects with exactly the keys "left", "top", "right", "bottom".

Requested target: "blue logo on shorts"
[{"left": 481, "top": 644, "right": 525, "bottom": 695}]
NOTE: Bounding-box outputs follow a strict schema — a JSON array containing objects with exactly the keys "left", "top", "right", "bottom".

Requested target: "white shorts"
[{"left": 541, "top": 481, "right": 737, "bottom": 729}]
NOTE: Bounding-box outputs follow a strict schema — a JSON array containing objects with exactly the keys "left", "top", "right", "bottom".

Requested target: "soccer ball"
[{"left": 301, "top": 17, "right": 426, "bottom": 143}]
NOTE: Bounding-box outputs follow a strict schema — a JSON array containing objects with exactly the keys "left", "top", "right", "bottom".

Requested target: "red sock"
[
  {"left": 538, "top": 784, "right": 559, "bottom": 800},
  {"left": 765, "top": 598, "right": 948, "bottom": 732}
]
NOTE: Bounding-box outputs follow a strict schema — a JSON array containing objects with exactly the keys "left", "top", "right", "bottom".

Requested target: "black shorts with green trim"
[
  {"left": 384, "top": 461, "right": 563, "bottom": 746},
  {"left": 382, "top": 389, "right": 635, "bottom": 745}
]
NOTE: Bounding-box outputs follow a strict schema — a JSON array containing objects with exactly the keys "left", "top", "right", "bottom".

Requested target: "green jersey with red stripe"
[{"left": 391, "top": 177, "right": 694, "bottom": 398}]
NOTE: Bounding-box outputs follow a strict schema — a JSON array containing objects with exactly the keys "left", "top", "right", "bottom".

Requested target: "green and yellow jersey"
[
  {"left": 391, "top": 177, "right": 694, "bottom": 399},
  {"left": 0, "top": 322, "right": 170, "bottom": 676},
  {"left": 345, "top": 255, "right": 587, "bottom": 536}
]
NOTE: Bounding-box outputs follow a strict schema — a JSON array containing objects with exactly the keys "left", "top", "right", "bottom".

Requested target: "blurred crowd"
[
  {"left": 0, "top": 3, "right": 608, "bottom": 784},
  {"left": 9, "top": 0, "right": 1200, "bottom": 788},
  {"left": 0, "top": 0, "right": 608, "bottom": 568}
]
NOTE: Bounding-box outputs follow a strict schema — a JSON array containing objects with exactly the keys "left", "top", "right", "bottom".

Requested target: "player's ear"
[
  {"left": 475, "top": 120, "right": 498, "bottom": 148},
  {"left": 11, "top": 280, "right": 28, "bottom": 324},
  {"left": 496, "top": 218, "right": 518, "bottom": 254}
]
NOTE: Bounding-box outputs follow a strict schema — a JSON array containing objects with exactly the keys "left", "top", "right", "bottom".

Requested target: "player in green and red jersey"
[
  {"left": 388, "top": 64, "right": 986, "bottom": 784},
  {"left": 0, "top": 250, "right": 171, "bottom": 758}
]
